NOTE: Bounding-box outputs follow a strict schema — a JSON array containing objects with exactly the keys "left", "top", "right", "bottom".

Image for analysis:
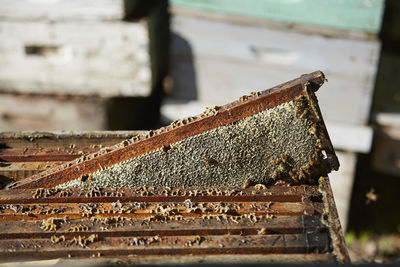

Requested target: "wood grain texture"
[
  {"left": 0, "top": 131, "right": 143, "bottom": 182},
  {"left": 319, "top": 176, "right": 351, "bottom": 263},
  {"left": 0, "top": 182, "right": 341, "bottom": 263},
  {"left": 170, "top": 0, "right": 384, "bottom": 33},
  {"left": 0, "top": 0, "right": 124, "bottom": 22},
  {"left": 0, "top": 21, "right": 150, "bottom": 97},
  {"left": 0, "top": 95, "right": 108, "bottom": 131}
]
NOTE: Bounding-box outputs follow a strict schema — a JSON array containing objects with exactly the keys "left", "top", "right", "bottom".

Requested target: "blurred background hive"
[{"left": 0, "top": 0, "right": 169, "bottom": 131}]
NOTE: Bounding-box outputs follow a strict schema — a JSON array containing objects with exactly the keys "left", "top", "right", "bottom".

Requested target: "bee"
[
  {"left": 68, "top": 225, "right": 89, "bottom": 232},
  {"left": 257, "top": 228, "right": 266, "bottom": 235},
  {"left": 85, "top": 186, "right": 101, "bottom": 198},
  {"left": 59, "top": 189, "right": 72, "bottom": 198},
  {"left": 131, "top": 136, "right": 140, "bottom": 143},
  {"left": 230, "top": 217, "right": 239, "bottom": 224},
  {"left": 50, "top": 235, "right": 65, "bottom": 243},
  {"left": 202, "top": 157, "right": 217, "bottom": 166},
  {"left": 246, "top": 213, "right": 258, "bottom": 223},
  {"left": 121, "top": 140, "right": 130, "bottom": 147},
  {"left": 254, "top": 184, "right": 267, "bottom": 190},
  {"left": 242, "top": 179, "right": 251, "bottom": 189},
  {"left": 280, "top": 154, "right": 287, "bottom": 163},
  {"left": 162, "top": 145, "right": 171, "bottom": 153},
  {"left": 41, "top": 217, "right": 57, "bottom": 232},
  {"left": 271, "top": 159, "right": 280, "bottom": 165},
  {"left": 171, "top": 189, "right": 181, "bottom": 196},
  {"left": 238, "top": 95, "right": 249, "bottom": 102},
  {"left": 32, "top": 188, "right": 59, "bottom": 199},
  {"left": 148, "top": 235, "right": 161, "bottom": 244},
  {"left": 308, "top": 124, "right": 317, "bottom": 135},
  {"left": 140, "top": 190, "right": 150, "bottom": 196},
  {"left": 366, "top": 188, "right": 378, "bottom": 204},
  {"left": 300, "top": 109, "right": 309, "bottom": 118},
  {"left": 185, "top": 235, "right": 203, "bottom": 246},
  {"left": 289, "top": 170, "right": 297, "bottom": 181},
  {"left": 32, "top": 188, "right": 44, "bottom": 199},
  {"left": 111, "top": 200, "right": 122, "bottom": 208},
  {"left": 147, "top": 130, "right": 155, "bottom": 138}
]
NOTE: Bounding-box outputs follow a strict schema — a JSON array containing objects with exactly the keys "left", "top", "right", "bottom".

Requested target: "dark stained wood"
[
  {"left": 0, "top": 182, "right": 344, "bottom": 263},
  {"left": 319, "top": 176, "right": 351, "bottom": 263},
  {"left": 0, "top": 131, "right": 143, "bottom": 183}
]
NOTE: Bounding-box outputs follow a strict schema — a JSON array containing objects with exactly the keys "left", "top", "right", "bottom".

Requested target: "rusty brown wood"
[
  {"left": 0, "top": 254, "right": 336, "bottom": 264},
  {"left": 0, "top": 131, "right": 144, "bottom": 148},
  {"left": 0, "top": 180, "right": 345, "bottom": 263},
  {"left": 0, "top": 185, "right": 322, "bottom": 204},
  {"left": 0, "top": 215, "right": 325, "bottom": 237},
  {"left": 0, "top": 203, "right": 323, "bottom": 222},
  {"left": 0, "top": 233, "right": 329, "bottom": 256},
  {"left": 0, "top": 132, "right": 145, "bottom": 183},
  {"left": 0, "top": 147, "right": 96, "bottom": 162},
  {"left": 319, "top": 176, "right": 351, "bottom": 263},
  {"left": 0, "top": 162, "right": 64, "bottom": 182},
  {"left": 9, "top": 71, "right": 338, "bottom": 189}
]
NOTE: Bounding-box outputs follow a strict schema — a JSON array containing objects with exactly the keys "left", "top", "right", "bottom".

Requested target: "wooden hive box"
[
  {"left": 0, "top": 131, "right": 349, "bottom": 264},
  {"left": 0, "top": 72, "right": 349, "bottom": 264},
  {"left": 0, "top": 0, "right": 169, "bottom": 131}
]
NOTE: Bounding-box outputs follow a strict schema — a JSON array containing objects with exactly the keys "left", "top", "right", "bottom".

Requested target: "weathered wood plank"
[
  {"left": 0, "top": 95, "right": 108, "bottom": 131},
  {"left": 170, "top": 0, "right": 384, "bottom": 33},
  {"left": 0, "top": 131, "right": 144, "bottom": 148},
  {"left": 0, "top": 180, "right": 343, "bottom": 263},
  {"left": 0, "top": 131, "right": 145, "bottom": 182},
  {"left": 0, "top": 21, "right": 150, "bottom": 97},
  {"left": 0, "top": 185, "right": 322, "bottom": 204},
  {"left": 0, "top": 0, "right": 124, "bottom": 22},
  {"left": 0, "top": 202, "right": 322, "bottom": 222},
  {"left": 0, "top": 234, "right": 329, "bottom": 253},
  {"left": 319, "top": 177, "right": 350, "bottom": 263},
  {"left": 0, "top": 162, "right": 63, "bottom": 182},
  {"left": 0, "top": 215, "right": 325, "bottom": 236}
]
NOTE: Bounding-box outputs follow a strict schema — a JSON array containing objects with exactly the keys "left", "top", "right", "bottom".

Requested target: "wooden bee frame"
[{"left": 7, "top": 71, "right": 338, "bottom": 189}]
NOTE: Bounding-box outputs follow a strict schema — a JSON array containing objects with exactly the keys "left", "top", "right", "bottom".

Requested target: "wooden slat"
[
  {"left": 0, "top": 185, "right": 321, "bottom": 203},
  {"left": 0, "top": 147, "right": 96, "bottom": 162},
  {"left": 0, "top": 184, "right": 337, "bottom": 263},
  {"left": 0, "top": 0, "right": 124, "bottom": 22},
  {"left": 0, "top": 21, "right": 150, "bottom": 97},
  {"left": 0, "top": 215, "right": 325, "bottom": 237},
  {"left": 0, "top": 131, "right": 144, "bottom": 183},
  {"left": 0, "top": 131, "right": 144, "bottom": 148},
  {"left": 170, "top": 0, "right": 384, "bottom": 33},
  {"left": 319, "top": 177, "right": 351, "bottom": 263}
]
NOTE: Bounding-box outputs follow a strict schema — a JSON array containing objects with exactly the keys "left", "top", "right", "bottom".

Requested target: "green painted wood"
[{"left": 170, "top": 0, "right": 384, "bottom": 33}]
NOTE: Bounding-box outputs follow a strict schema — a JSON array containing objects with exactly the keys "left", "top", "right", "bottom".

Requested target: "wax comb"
[{"left": 9, "top": 71, "right": 338, "bottom": 189}]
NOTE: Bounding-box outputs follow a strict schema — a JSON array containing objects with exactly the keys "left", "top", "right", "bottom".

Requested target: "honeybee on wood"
[{"left": 242, "top": 179, "right": 251, "bottom": 189}]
